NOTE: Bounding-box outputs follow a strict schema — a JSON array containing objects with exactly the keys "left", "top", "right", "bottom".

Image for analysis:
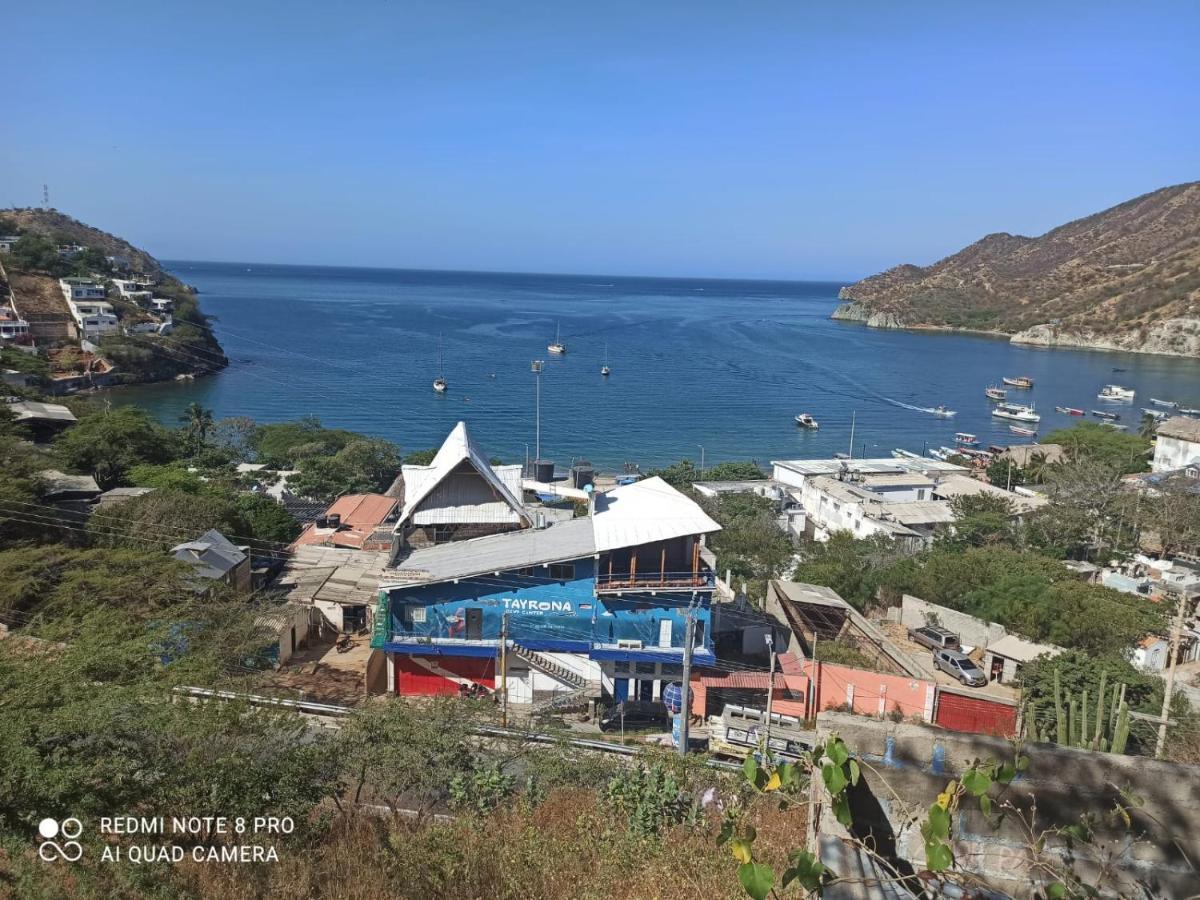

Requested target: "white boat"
[
  {"left": 433, "top": 334, "right": 447, "bottom": 393},
  {"left": 928, "top": 447, "right": 954, "bottom": 461},
  {"left": 954, "top": 432, "right": 978, "bottom": 445},
  {"left": 601, "top": 343, "right": 610, "bottom": 377},
  {"left": 991, "top": 402, "right": 1041, "bottom": 424},
  {"left": 548, "top": 321, "right": 566, "bottom": 355},
  {"left": 892, "top": 449, "right": 922, "bottom": 460},
  {"left": 1097, "top": 384, "right": 1135, "bottom": 401},
  {"left": 1150, "top": 398, "right": 1178, "bottom": 408},
  {"left": 1102, "top": 422, "right": 1128, "bottom": 431},
  {"left": 1141, "top": 409, "right": 1168, "bottom": 421},
  {"left": 794, "top": 413, "right": 819, "bottom": 429},
  {"left": 1002, "top": 376, "right": 1034, "bottom": 389},
  {"left": 1181, "top": 408, "right": 1200, "bottom": 417},
  {"left": 1009, "top": 425, "right": 1037, "bottom": 437},
  {"left": 985, "top": 386, "right": 1007, "bottom": 401},
  {"left": 931, "top": 405, "right": 957, "bottom": 418}
]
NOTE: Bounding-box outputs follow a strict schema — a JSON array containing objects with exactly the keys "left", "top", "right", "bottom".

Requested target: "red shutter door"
[
  {"left": 935, "top": 690, "right": 1017, "bottom": 737},
  {"left": 395, "top": 655, "right": 496, "bottom": 696}
]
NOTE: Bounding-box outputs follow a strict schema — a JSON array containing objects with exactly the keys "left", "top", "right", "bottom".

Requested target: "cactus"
[
  {"left": 1111, "top": 702, "right": 1130, "bottom": 755},
  {"left": 1093, "top": 671, "right": 1108, "bottom": 750},
  {"left": 1080, "top": 689, "right": 1089, "bottom": 747},
  {"left": 1054, "top": 669, "right": 1067, "bottom": 747}
]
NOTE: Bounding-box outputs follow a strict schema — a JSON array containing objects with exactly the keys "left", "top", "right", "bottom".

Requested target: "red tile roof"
[{"left": 292, "top": 494, "right": 397, "bottom": 550}]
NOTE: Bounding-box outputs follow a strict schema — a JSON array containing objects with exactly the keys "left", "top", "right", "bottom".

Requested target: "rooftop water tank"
[{"left": 533, "top": 459, "right": 555, "bottom": 483}]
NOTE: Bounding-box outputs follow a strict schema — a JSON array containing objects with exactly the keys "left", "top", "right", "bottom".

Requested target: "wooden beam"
[{"left": 660, "top": 547, "right": 667, "bottom": 586}]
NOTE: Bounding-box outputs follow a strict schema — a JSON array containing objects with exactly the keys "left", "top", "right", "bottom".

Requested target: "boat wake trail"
[{"left": 879, "top": 396, "right": 945, "bottom": 416}]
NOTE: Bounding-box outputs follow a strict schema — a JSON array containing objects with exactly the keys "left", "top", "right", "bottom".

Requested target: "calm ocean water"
[{"left": 113, "top": 262, "right": 1200, "bottom": 471}]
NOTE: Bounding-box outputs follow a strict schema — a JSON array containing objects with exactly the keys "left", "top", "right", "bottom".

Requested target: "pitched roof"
[
  {"left": 170, "top": 529, "right": 246, "bottom": 579},
  {"left": 591, "top": 476, "right": 721, "bottom": 552},
  {"left": 397, "top": 421, "right": 529, "bottom": 528},
  {"left": 276, "top": 546, "right": 395, "bottom": 606},
  {"left": 385, "top": 516, "right": 596, "bottom": 587},
  {"left": 985, "top": 634, "right": 1063, "bottom": 662},
  {"left": 38, "top": 469, "right": 100, "bottom": 497},
  {"left": 327, "top": 493, "right": 398, "bottom": 527},
  {"left": 10, "top": 401, "right": 76, "bottom": 424},
  {"left": 933, "top": 473, "right": 1048, "bottom": 513},
  {"left": 1158, "top": 416, "right": 1200, "bottom": 442}
]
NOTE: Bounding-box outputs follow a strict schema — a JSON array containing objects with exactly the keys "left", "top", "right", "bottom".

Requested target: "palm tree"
[
  {"left": 180, "top": 402, "right": 214, "bottom": 454},
  {"left": 1138, "top": 412, "right": 1158, "bottom": 440}
]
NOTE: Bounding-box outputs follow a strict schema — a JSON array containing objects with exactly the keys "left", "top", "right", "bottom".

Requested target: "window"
[
  {"left": 635, "top": 662, "right": 656, "bottom": 675},
  {"left": 515, "top": 566, "right": 536, "bottom": 578},
  {"left": 431, "top": 525, "right": 454, "bottom": 544},
  {"left": 403, "top": 605, "right": 427, "bottom": 625},
  {"left": 548, "top": 563, "right": 575, "bottom": 581}
]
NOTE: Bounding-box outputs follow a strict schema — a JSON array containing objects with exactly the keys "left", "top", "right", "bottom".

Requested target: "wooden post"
[
  {"left": 630, "top": 549, "right": 637, "bottom": 586},
  {"left": 691, "top": 539, "right": 700, "bottom": 585},
  {"left": 500, "top": 613, "right": 510, "bottom": 728},
  {"left": 660, "top": 547, "right": 666, "bottom": 586}
]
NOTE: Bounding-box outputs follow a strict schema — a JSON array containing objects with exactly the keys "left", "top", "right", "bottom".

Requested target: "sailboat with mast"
[
  {"left": 548, "top": 322, "right": 566, "bottom": 355},
  {"left": 433, "top": 334, "right": 447, "bottom": 393},
  {"left": 601, "top": 343, "right": 611, "bottom": 377}
]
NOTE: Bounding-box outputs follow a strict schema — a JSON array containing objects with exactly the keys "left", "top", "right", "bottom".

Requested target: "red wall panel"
[
  {"left": 935, "top": 690, "right": 1017, "bottom": 737},
  {"left": 394, "top": 655, "right": 496, "bottom": 696}
]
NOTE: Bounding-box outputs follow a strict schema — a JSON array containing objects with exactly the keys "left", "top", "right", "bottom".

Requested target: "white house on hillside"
[{"left": 1153, "top": 417, "right": 1200, "bottom": 473}]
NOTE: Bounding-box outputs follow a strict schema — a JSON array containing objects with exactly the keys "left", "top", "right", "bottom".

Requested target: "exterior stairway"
[
  {"left": 511, "top": 643, "right": 587, "bottom": 690},
  {"left": 532, "top": 685, "right": 589, "bottom": 716},
  {"left": 370, "top": 593, "right": 390, "bottom": 649}
]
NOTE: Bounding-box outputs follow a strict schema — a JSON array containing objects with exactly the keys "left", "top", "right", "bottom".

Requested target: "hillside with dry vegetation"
[{"left": 833, "top": 182, "right": 1200, "bottom": 356}]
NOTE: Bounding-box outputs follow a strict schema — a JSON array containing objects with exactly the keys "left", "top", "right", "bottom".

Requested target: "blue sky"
[{"left": 1, "top": 1, "right": 1196, "bottom": 280}]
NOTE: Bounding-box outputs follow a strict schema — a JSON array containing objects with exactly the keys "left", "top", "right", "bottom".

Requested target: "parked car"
[
  {"left": 908, "top": 625, "right": 962, "bottom": 652},
  {"left": 599, "top": 700, "right": 670, "bottom": 732},
  {"left": 933, "top": 649, "right": 987, "bottom": 687}
]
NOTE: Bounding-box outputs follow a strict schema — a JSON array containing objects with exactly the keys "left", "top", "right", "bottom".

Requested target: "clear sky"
[{"left": 2, "top": 1, "right": 1196, "bottom": 280}]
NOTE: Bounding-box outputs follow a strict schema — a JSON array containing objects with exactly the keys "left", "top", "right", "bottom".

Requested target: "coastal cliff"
[
  {"left": 0, "top": 208, "right": 226, "bottom": 385},
  {"left": 833, "top": 182, "right": 1200, "bottom": 358}
]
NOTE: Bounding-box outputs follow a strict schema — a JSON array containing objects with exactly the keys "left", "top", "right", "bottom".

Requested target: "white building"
[
  {"left": 151, "top": 298, "right": 173, "bottom": 312},
  {"left": 773, "top": 457, "right": 967, "bottom": 549},
  {"left": 983, "top": 635, "right": 1063, "bottom": 684},
  {"left": 0, "top": 236, "right": 20, "bottom": 253},
  {"left": 1131, "top": 636, "right": 1170, "bottom": 672},
  {"left": 1152, "top": 417, "right": 1200, "bottom": 473},
  {"left": 0, "top": 307, "right": 30, "bottom": 342},
  {"left": 67, "top": 298, "right": 119, "bottom": 339},
  {"left": 111, "top": 279, "right": 154, "bottom": 304},
  {"left": 59, "top": 277, "right": 107, "bottom": 302}
]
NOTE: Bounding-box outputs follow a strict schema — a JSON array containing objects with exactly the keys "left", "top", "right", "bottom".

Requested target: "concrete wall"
[
  {"left": 812, "top": 712, "right": 1200, "bottom": 898},
  {"left": 896, "top": 594, "right": 1006, "bottom": 650}
]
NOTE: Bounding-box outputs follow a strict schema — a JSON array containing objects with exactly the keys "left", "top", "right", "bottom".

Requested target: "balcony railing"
[{"left": 595, "top": 569, "right": 715, "bottom": 591}]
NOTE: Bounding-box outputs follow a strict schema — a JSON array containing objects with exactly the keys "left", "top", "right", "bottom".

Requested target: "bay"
[{"left": 112, "top": 261, "right": 1200, "bottom": 470}]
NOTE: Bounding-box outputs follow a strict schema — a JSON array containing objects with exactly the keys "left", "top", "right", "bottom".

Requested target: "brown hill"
[
  {"left": 2, "top": 208, "right": 162, "bottom": 273},
  {"left": 834, "top": 183, "right": 1200, "bottom": 356}
]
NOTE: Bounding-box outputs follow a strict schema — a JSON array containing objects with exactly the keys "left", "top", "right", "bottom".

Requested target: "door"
[
  {"left": 290, "top": 626, "right": 296, "bottom": 655},
  {"left": 658, "top": 619, "right": 673, "bottom": 647},
  {"left": 639, "top": 679, "right": 654, "bottom": 702},
  {"left": 990, "top": 655, "right": 1004, "bottom": 682},
  {"left": 466, "top": 608, "right": 483, "bottom": 641}
]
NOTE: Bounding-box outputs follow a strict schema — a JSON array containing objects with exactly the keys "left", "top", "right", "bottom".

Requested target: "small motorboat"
[
  {"left": 1150, "top": 398, "right": 1178, "bottom": 408},
  {"left": 1112, "top": 367, "right": 1126, "bottom": 373},
  {"left": 548, "top": 321, "right": 566, "bottom": 355},
  {"left": 931, "top": 405, "right": 957, "bottom": 418},
  {"left": 833, "top": 452, "right": 850, "bottom": 460},
  {"left": 794, "top": 413, "right": 819, "bottom": 429},
  {"left": 1097, "top": 384, "right": 1135, "bottom": 401},
  {"left": 928, "top": 446, "right": 958, "bottom": 461},
  {"left": 1102, "top": 422, "right": 1128, "bottom": 431},
  {"left": 1142, "top": 409, "right": 1169, "bottom": 420},
  {"left": 1091, "top": 409, "right": 1120, "bottom": 421},
  {"left": 1002, "top": 376, "right": 1034, "bottom": 389},
  {"left": 954, "top": 432, "right": 978, "bottom": 445},
  {"left": 1055, "top": 406, "right": 1085, "bottom": 416},
  {"left": 1009, "top": 425, "right": 1037, "bottom": 436},
  {"left": 985, "top": 386, "right": 1007, "bottom": 401},
  {"left": 433, "top": 376, "right": 447, "bottom": 394},
  {"left": 1181, "top": 407, "right": 1200, "bottom": 417},
  {"left": 992, "top": 403, "right": 1041, "bottom": 424},
  {"left": 892, "top": 449, "right": 922, "bottom": 460},
  {"left": 601, "top": 343, "right": 611, "bottom": 377}
]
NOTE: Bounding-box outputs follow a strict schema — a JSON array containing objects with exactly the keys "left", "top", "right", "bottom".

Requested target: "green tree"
[
  {"left": 1138, "top": 413, "right": 1159, "bottom": 439},
  {"left": 128, "top": 462, "right": 208, "bottom": 493},
  {"left": 88, "top": 488, "right": 248, "bottom": 551},
  {"left": 179, "top": 401, "right": 215, "bottom": 455},
  {"left": 704, "top": 492, "right": 793, "bottom": 602},
  {"left": 985, "top": 457, "right": 1025, "bottom": 489},
  {"left": 938, "top": 493, "right": 1019, "bottom": 550},
  {"left": 235, "top": 493, "right": 301, "bottom": 544},
  {"left": 792, "top": 531, "right": 906, "bottom": 610},
  {"left": 1042, "top": 422, "right": 1151, "bottom": 474},
  {"left": 289, "top": 438, "right": 401, "bottom": 499},
  {"left": 54, "top": 407, "right": 179, "bottom": 488},
  {"left": 403, "top": 447, "right": 438, "bottom": 466},
  {"left": 250, "top": 418, "right": 362, "bottom": 467}
]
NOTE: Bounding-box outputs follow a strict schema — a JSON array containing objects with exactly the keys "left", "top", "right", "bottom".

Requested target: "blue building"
[{"left": 375, "top": 474, "right": 721, "bottom": 706}]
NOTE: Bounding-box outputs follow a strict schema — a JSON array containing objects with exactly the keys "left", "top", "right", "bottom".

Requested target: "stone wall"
[
  {"left": 812, "top": 712, "right": 1200, "bottom": 898},
  {"left": 894, "top": 594, "right": 1007, "bottom": 651}
]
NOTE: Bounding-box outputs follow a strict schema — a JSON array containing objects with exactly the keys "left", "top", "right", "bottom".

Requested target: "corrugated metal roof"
[
  {"left": 327, "top": 493, "right": 397, "bottom": 527},
  {"left": 592, "top": 476, "right": 721, "bottom": 552},
  {"left": 933, "top": 474, "right": 1047, "bottom": 513},
  {"left": 384, "top": 517, "right": 596, "bottom": 588},
  {"left": 985, "top": 634, "right": 1063, "bottom": 662},
  {"left": 276, "top": 546, "right": 393, "bottom": 606},
  {"left": 11, "top": 401, "right": 76, "bottom": 423},
  {"left": 1158, "top": 416, "right": 1200, "bottom": 442},
  {"left": 398, "top": 422, "right": 529, "bottom": 527},
  {"left": 773, "top": 457, "right": 968, "bottom": 478}
]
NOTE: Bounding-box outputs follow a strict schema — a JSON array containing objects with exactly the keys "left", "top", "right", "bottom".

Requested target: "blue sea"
[{"left": 112, "top": 262, "right": 1200, "bottom": 471}]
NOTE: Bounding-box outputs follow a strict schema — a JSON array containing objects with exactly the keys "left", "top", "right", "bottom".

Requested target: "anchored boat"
[
  {"left": 794, "top": 413, "right": 819, "bottom": 429},
  {"left": 992, "top": 402, "right": 1041, "bottom": 424},
  {"left": 433, "top": 334, "right": 447, "bottom": 393},
  {"left": 985, "top": 386, "right": 1007, "bottom": 401},
  {"left": 954, "top": 432, "right": 978, "bottom": 445},
  {"left": 548, "top": 321, "right": 566, "bottom": 355},
  {"left": 1097, "top": 384, "right": 1135, "bottom": 401},
  {"left": 1002, "top": 376, "right": 1034, "bottom": 389},
  {"left": 1091, "top": 409, "right": 1120, "bottom": 421},
  {"left": 1150, "top": 398, "right": 1178, "bottom": 408},
  {"left": 1055, "top": 406, "right": 1085, "bottom": 416},
  {"left": 601, "top": 343, "right": 610, "bottom": 377},
  {"left": 1009, "top": 425, "right": 1037, "bottom": 437}
]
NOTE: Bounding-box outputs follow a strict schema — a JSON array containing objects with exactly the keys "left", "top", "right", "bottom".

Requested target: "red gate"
[{"left": 934, "top": 689, "right": 1017, "bottom": 737}]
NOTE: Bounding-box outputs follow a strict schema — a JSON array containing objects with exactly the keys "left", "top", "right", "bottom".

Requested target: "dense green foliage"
[
  {"left": 650, "top": 458, "right": 765, "bottom": 489},
  {"left": 54, "top": 407, "right": 179, "bottom": 488},
  {"left": 703, "top": 492, "right": 793, "bottom": 601},
  {"left": 1042, "top": 422, "right": 1152, "bottom": 474},
  {"left": 288, "top": 437, "right": 401, "bottom": 498},
  {"left": 88, "top": 489, "right": 250, "bottom": 551}
]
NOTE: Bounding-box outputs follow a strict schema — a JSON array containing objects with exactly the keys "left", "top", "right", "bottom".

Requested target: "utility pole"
[
  {"left": 764, "top": 633, "right": 777, "bottom": 757},
  {"left": 698, "top": 445, "right": 705, "bottom": 477},
  {"left": 500, "top": 613, "right": 510, "bottom": 728},
  {"left": 1155, "top": 590, "right": 1189, "bottom": 758},
  {"left": 848, "top": 410, "right": 856, "bottom": 460},
  {"left": 679, "top": 608, "right": 695, "bottom": 758},
  {"left": 531, "top": 360, "right": 544, "bottom": 461}
]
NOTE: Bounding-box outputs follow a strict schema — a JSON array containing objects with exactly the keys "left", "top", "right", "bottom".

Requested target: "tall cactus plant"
[{"left": 1034, "top": 671, "right": 1133, "bottom": 755}]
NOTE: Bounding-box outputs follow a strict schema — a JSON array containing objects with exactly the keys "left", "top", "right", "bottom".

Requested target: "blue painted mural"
[{"left": 384, "top": 556, "right": 713, "bottom": 659}]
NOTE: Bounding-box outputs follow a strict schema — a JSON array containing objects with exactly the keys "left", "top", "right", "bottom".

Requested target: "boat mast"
[{"left": 847, "top": 410, "right": 856, "bottom": 460}]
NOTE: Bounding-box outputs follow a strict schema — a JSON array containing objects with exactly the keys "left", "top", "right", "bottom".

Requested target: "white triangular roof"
[
  {"left": 397, "top": 421, "right": 530, "bottom": 529},
  {"left": 592, "top": 476, "right": 721, "bottom": 552}
]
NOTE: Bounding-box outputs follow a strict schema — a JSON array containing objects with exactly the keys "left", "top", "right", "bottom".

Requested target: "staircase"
[
  {"left": 370, "top": 592, "right": 390, "bottom": 649},
  {"left": 511, "top": 643, "right": 587, "bottom": 690},
  {"left": 532, "top": 686, "right": 589, "bottom": 717}
]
